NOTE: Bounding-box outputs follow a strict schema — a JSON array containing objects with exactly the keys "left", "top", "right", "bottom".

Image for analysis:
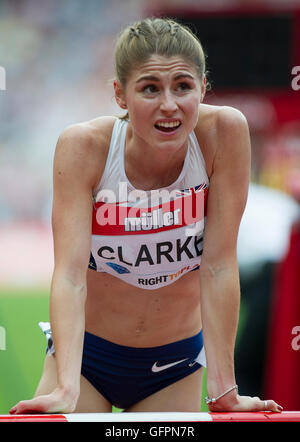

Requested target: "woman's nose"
[{"left": 160, "top": 91, "right": 178, "bottom": 114}]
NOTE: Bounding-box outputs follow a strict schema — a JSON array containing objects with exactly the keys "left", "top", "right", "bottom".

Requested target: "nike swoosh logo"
[{"left": 151, "top": 358, "right": 189, "bottom": 373}]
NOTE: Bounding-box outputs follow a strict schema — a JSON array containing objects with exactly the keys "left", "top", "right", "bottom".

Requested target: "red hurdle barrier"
[{"left": 1, "top": 412, "right": 300, "bottom": 422}]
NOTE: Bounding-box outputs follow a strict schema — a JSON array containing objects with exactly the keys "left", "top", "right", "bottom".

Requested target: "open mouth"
[{"left": 154, "top": 120, "right": 181, "bottom": 133}]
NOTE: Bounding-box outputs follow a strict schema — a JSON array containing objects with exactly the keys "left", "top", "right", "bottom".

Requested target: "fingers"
[
  {"left": 9, "top": 390, "right": 75, "bottom": 415},
  {"left": 261, "top": 399, "right": 283, "bottom": 413},
  {"left": 250, "top": 397, "right": 283, "bottom": 413},
  {"left": 9, "top": 397, "right": 48, "bottom": 415},
  {"left": 208, "top": 395, "right": 284, "bottom": 413}
]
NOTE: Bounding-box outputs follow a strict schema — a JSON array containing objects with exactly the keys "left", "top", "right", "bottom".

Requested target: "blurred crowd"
[{"left": 0, "top": 0, "right": 146, "bottom": 223}]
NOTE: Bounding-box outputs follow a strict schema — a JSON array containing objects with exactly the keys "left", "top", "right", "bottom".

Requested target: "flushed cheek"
[
  {"left": 182, "top": 94, "right": 201, "bottom": 112},
  {"left": 129, "top": 106, "right": 157, "bottom": 132},
  {"left": 188, "top": 97, "right": 201, "bottom": 120},
  {"left": 129, "top": 114, "right": 156, "bottom": 141},
  {"left": 181, "top": 106, "right": 200, "bottom": 130},
  {"left": 130, "top": 112, "right": 153, "bottom": 133},
  {"left": 128, "top": 99, "right": 154, "bottom": 120}
]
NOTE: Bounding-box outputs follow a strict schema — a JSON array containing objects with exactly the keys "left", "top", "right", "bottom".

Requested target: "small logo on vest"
[
  {"left": 106, "top": 262, "right": 131, "bottom": 274},
  {"left": 151, "top": 358, "right": 189, "bottom": 373}
]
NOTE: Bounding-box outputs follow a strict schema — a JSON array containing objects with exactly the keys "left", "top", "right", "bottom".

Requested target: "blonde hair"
[{"left": 114, "top": 17, "right": 209, "bottom": 120}]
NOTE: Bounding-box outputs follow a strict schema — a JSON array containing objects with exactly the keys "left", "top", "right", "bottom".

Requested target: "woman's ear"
[{"left": 113, "top": 80, "right": 127, "bottom": 109}]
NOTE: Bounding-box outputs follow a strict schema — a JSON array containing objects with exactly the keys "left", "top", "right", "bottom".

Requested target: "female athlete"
[{"left": 10, "top": 17, "right": 282, "bottom": 414}]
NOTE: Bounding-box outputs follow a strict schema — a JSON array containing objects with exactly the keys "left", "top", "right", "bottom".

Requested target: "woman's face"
[{"left": 114, "top": 55, "right": 205, "bottom": 153}]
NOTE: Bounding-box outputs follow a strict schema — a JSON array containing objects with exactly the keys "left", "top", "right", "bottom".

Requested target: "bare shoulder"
[
  {"left": 214, "top": 105, "right": 250, "bottom": 147},
  {"left": 214, "top": 106, "right": 251, "bottom": 167},
  {"left": 215, "top": 104, "right": 248, "bottom": 126},
  {"left": 195, "top": 104, "right": 250, "bottom": 176},
  {"left": 54, "top": 116, "right": 117, "bottom": 189},
  {"left": 197, "top": 103, "right": 249, "bottom": 138},
  {"left": 57, "top": 115, "right": 116, "bottom": 157}
]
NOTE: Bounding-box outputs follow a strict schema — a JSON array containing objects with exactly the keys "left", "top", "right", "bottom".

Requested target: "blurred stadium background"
[{"left": 0, "top": 0, "right": 300, "bottom": 414}]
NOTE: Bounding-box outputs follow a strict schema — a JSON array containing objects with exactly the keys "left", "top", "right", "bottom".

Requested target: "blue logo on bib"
[{"left": 106, "top": 262, "right": 131, "bottom": 274}]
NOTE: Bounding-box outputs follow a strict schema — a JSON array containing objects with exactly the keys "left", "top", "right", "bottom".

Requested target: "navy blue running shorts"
[{"left": 39, "top": 322, "right": 206, "bottom": 410}]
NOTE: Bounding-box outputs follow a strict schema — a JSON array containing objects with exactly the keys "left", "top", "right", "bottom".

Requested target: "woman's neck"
[{"left": 124, "top": 127, "right": 188, "bottom": 190}]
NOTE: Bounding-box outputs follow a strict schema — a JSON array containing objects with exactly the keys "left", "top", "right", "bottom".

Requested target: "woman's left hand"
[{"left": 208, "top": 394, "right": 283, "bottom": 413}]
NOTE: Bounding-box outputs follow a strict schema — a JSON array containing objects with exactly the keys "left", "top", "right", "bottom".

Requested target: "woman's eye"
[
  {"left": 177, "top": 82, "right": 191, "bottom": 91},
  {"left": 142, "top": 85, "right": 158, "bottom": 94}
]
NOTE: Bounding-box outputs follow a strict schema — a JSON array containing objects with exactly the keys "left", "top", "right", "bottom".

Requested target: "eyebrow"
[{"left": 136, "top": 73, "right": 195, "bottom": 83}]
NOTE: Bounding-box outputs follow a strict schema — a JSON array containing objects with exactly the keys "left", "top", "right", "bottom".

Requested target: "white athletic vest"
[{"left": 89, "top": 118, "right": 209, "bottom": 290}]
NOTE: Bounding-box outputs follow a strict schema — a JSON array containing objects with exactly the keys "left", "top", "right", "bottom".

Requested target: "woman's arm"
[
  {"left": 10, "top": 124, "right": 102, "bottom": 414},
  {"left": 200, "top": 107, "right": 282, "bottom": 412}
]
